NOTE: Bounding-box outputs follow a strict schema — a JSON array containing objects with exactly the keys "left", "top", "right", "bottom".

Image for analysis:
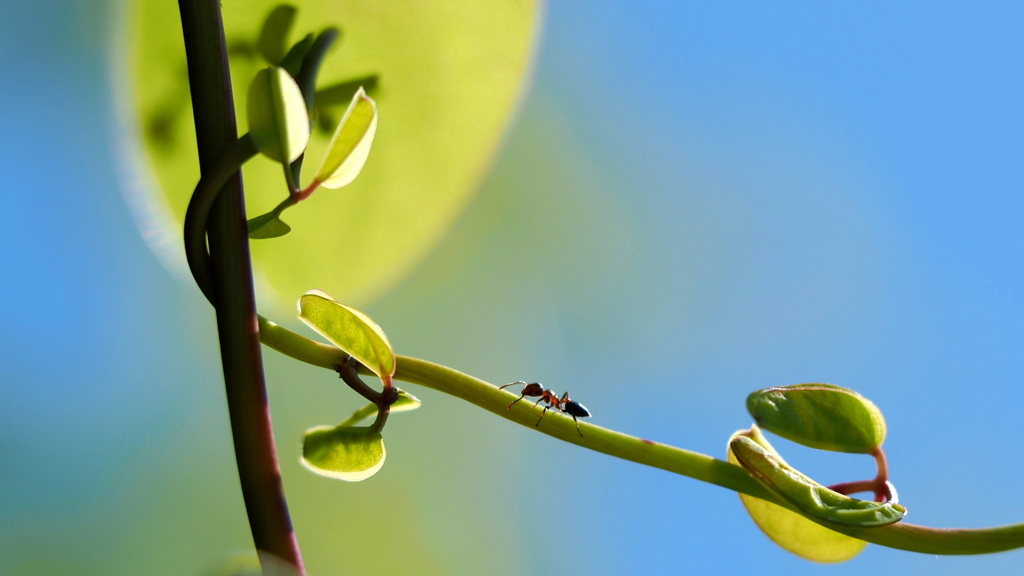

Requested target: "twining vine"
[{"left": 177, "top": 2, "right": 1024, "bottom": 574}]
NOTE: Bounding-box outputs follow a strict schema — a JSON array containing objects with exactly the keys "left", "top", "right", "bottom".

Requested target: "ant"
[{"left": 499, "top": 381, "right": 592, "bottom": 436}]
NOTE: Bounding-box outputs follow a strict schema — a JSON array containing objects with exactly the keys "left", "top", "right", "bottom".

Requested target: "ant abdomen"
[{"left": 563, "top": 400, "right": 591, "bottom": 418}]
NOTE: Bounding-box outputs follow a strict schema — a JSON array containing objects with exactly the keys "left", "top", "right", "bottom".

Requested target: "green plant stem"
[
  {"left": 183, "top": 140, "right": 303, "bottom": 301},
  {"left": 183, "top": 134, "right": 258, "bottom": 302},
  {"left": 182, "top": 96, "right": 1024, "bottom": 557},
  {"left": 177, "top": 1, "right": 305, "bottom": 573},
  {"left": 256, "top": 316, "right": 1024, "bottom": 556}
]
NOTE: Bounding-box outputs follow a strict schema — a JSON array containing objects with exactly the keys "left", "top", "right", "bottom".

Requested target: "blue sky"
[{"left": 1, "top": 1, "right": 1023, "bottom": 574}]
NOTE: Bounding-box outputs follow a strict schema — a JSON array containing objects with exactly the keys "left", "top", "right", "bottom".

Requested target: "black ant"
[{"left": 499, "top": 381, "right": 592, "bottom": 436}]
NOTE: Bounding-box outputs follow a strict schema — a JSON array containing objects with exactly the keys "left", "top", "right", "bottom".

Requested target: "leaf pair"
[
  {"left": 295, "top": 290, "right": 403, "bottom": 482},
  {"left": 731, "top": 384, "right": 900, "bottom": 562},
  {"left": 246, "top": 66, "right": 378, "bottom": 238},
  {"left": 248, "top": 66, "right": 378, "bottom": 185},
  {"left": 726, "top": 427, "right": 868, "bottom": 563}
]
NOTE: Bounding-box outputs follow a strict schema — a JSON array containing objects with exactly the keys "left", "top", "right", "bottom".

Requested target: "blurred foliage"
[{"left": 129, "top": 0, "right": 540, "bottom": 307}]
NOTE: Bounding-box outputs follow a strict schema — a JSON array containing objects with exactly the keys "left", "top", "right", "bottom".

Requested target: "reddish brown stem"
[
  {"left": 827, "top": 447, "right": 892, "bottom": 503},
  {"left": 336, "top": 358, "right": 397, "bottom": 433},
  {"left": 296, "top": 180, "right": 321, "bottom": 201},
  {"left": 177, "top": 1, "right": 305, "bottom": 573}
]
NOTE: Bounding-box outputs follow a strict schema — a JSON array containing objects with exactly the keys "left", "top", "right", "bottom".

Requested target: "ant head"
[{"left": 523, "top": 383, "right": 545, "bottom": 396}]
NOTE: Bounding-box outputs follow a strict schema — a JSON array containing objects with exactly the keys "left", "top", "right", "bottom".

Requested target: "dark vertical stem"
[{"left": 177, "top": 1, "right": 306, "bottom": 573}]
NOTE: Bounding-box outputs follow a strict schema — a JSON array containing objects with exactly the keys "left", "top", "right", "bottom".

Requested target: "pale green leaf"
[
  {"left": 313, "top": 87, "right": 377, "bottom": 189},
  {"left": 127, "top": 0, "right": 540, "bottom": 305},
  {"left": 302, "top": 425, "right": 385, "bottom": 481},
  {"left": 247, "top": 66, "right": 311, "bottom": 163},
  {"left": 727, "top": 427, "right": 867, "bottom": 563},
  {"left": 297, "top": 289, "right": 395, "bottom": 377},
  {"left": 747, "top": 384, "right": 886, "bottom": 454}
]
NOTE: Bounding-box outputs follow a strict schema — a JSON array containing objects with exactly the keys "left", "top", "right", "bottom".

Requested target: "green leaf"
[
  {"left": 255, "top": 5, "right": 298, "bottom": 64},
  {"left": 247, "top": 211, "right": 292, "bottom": 239},
  {"left": 312, "top": 87, "right": 377, "bottom": 189},
  {"left": 128, "top": 0, "right": 540, "bottom": 305},
  {"left": 297, "top": 289, "right": 396, "bottom": 378},
  {"left": 302, "top": 425, "right": 385, "bottom": 481},
  {"left": 746, "top": 384, "right": 886, "bottom": 454},
  {"left": 247, "top": 66, "right": 311, "bottom": 164},
  {"left": 731, "top": 434, "right": 906, "bottom": 527},
  {"left": 337, "top": 388, "right": 422, "bottom": 427},
  {"left": 727, "top": 427, "right": 867, "bottom": 563}
]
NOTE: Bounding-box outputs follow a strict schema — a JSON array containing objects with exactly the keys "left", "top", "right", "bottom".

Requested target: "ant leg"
[
  {"left": 535, "top": 406, "right": 550, "bottom": 427},
  {"left": 572, "top": 415, "right": 583, "bottom": 437},
  {"left": 507, "top": 395, "right": 526, "bottom": 410}
]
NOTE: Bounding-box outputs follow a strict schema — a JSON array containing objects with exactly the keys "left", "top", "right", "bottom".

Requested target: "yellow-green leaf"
[
  {"left": 124, "top": 0, "right": 541, "bottom": 305},
  {"left": 302, "top": 425, "right": 385, "bottom": 481},
  {"left": 247, "top": 66, "right": 310, "bottom": 163},
  {"left": 727, "top": 427, "right": 867, "bottom": 563},
  {"left": 313, "top": 87, "right": 377, "bottom": 189},
  {"left": 297, "top": 289, "right": 395, "bottom": 377}
]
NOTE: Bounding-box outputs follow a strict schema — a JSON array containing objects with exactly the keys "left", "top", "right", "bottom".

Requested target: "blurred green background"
[{"left": 3, "top": 1, "right": 1024, "bottom": 575}]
